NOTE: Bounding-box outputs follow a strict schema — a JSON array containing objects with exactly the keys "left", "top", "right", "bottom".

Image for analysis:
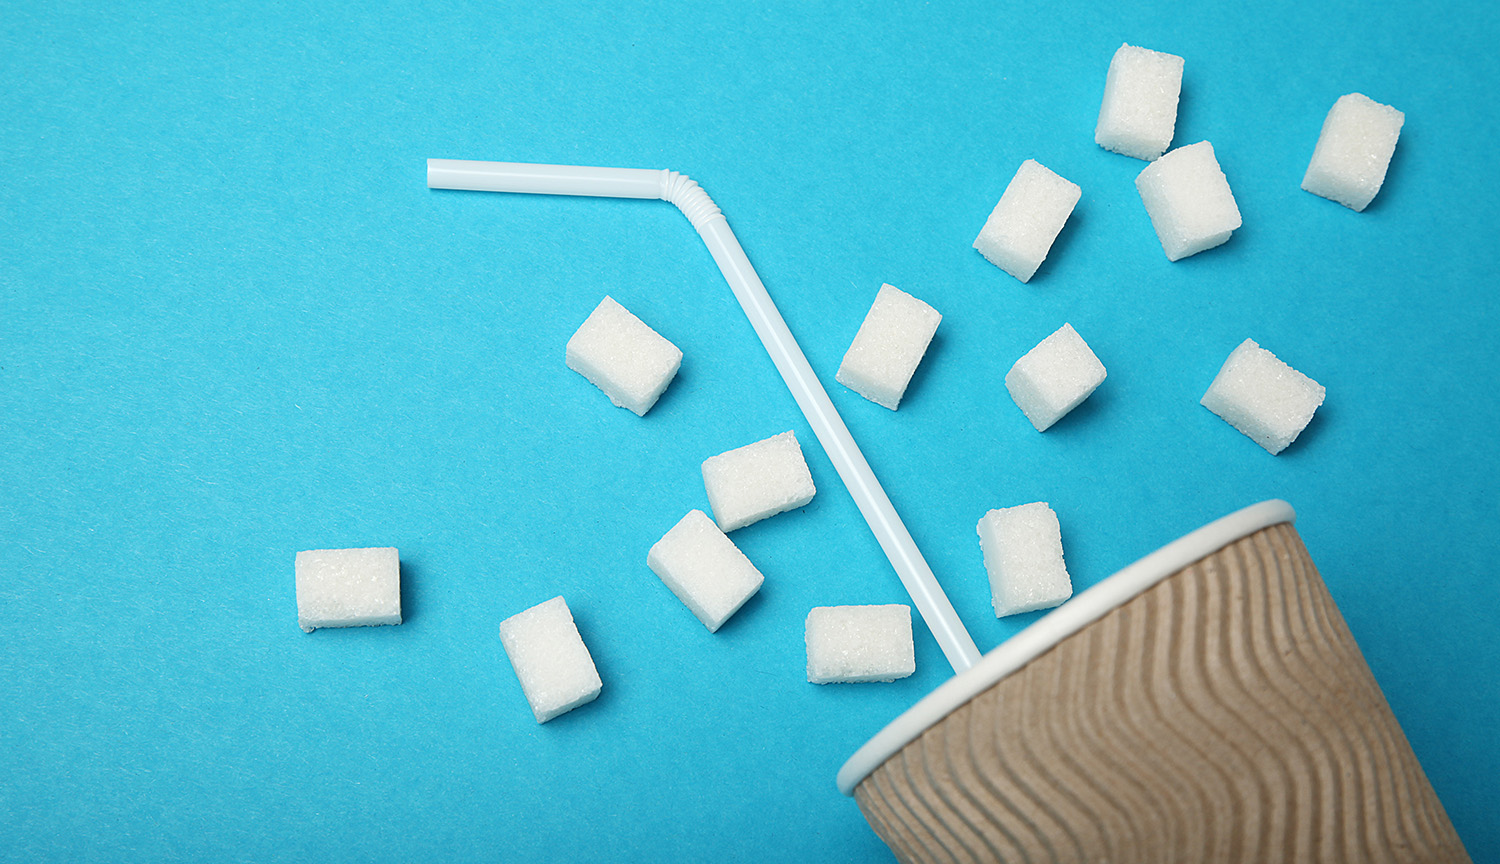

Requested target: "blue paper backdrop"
[{"left": 3, "top": 1, "right": 1496, "bottom": 861}]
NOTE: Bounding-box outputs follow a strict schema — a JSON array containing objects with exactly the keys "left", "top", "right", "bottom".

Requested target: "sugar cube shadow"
[
  {"left": 1281, "top": 399, "right": 1331, "bottom": 453},
  {"left": 1173, "top": 80, "right": 1194, "bottom": 153},
  {"left": 1040, "top": 378, "right": 1111, "bottom": 436},
  {"left": 649, "top": 362, "right": 692, "bottom": 415},
  {"left": 399, "top": 557, "right": 420, "bottom": 625},
  {"left": 1033, "top": 206, "right": 1086, "bottom": 283},
  {"left": 900, "top": 331, "right": 946, "bottom": 410},
  {"left": 712, "top": 581, "right": 767, "bottom": 635},
  {"left": 1166, "top": 221, "right": 1253, "bottom": 270}
]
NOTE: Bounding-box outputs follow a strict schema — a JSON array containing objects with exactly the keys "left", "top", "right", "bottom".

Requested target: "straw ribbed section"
[{"left": 854, "top": 524, "right": 1469, "bottom": 864}]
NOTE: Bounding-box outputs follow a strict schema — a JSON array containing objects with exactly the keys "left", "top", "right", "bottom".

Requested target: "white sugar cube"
[
  {"left": 294, "top": 547, "right": 401, "bottom": 632},
  {"left": 978, "top": 503, "right": 1073, "bottom": 618},
  {"left": 647, "top": 510, "right": 765, "bottom": 632},
  {"left": 565, "top": 296, "right": 683, "bottom": 416},
  {"left": 701, "top": 431, "right": 816, "bottom": 532},
  {"left": 1302, "top": 93, "right": 1405, "bottom": 212},
  {"left": 1005, "top": 323, "right": 1106, "bottom": 432},
  {"left": 499, "top": 596, "right": 602, "bottom": 724},
  {"left": 1201, "top": 338, "right": 1325, "bottom": 455},
  {"left": 1095, "top": 43, "right": 1185, "bottom": 161},
  {"left": 973, "top": 159, "right": 1081, "bottom": 283},
  {"left": 1135, "top": 141, "right": 1242, "bottom": 261},
  {"left": 805, "top": 605, "right": 915, "bottom": 684},
  {"left": 835, "top": 284, "right": 942, "bottom": 410}
]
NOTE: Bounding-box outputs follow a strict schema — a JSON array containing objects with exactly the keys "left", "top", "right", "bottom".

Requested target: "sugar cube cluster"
[{"left": 295, "top": 41, "right": 1384, "bottom": 732}]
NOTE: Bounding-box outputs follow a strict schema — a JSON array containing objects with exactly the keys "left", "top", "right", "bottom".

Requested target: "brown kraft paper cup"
[{"left": 840, "top": 501, "right": 1469, "bottom": 864}]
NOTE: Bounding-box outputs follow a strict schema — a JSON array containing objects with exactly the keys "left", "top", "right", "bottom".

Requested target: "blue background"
[{"left": 3, "top": 1, "right": 1496, "bottom": 861}]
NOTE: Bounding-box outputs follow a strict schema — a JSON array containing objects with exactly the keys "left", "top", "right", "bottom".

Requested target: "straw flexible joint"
[{"left": 660, "top": 171, "right": 722, "bottom": 229}]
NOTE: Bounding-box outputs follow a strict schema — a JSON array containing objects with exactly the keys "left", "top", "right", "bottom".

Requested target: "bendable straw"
[{"left": 429, "top": 159, "right": 981, "bottom": 673}]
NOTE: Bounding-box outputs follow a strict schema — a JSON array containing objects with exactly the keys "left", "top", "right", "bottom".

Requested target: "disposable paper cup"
[{"left": 838, "top": 501, "right": 1469, "bottom": 864}]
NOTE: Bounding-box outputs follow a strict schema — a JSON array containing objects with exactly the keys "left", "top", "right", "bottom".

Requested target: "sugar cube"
[
  {"left": 499, "top": 596, "right": 602, "bottom": 724},
  {"left": 647, "top": 510, "right": 765, "bottom": 632},
  {"left": 1301, "top": 93, "right": 1405, "bottom": 212},
  {"left": 835, "top": 284, "right": 942, "bottom": 410},
  {"left": 294, "top": 547, "right": 401, "bottom": 632},
  {"left": 1135, "top": 141, "right": 1242, "bottom": 261},
  {"left": 701, "top": 431, "right": 816, "bottom": 532},
  {"left": 805, "top": 605, "right": 915, "bottom": 684},
  {"left": 1094, "top": 43, "right": 1185, "bottom": 161},
  {"left": 1005, "top": 323, "right": 1106, "bottom": 432},
  {"left": 977, "top": 503, "right": 1073, "bottom": 617},
  {"left": 973, "top": 159, "right": 1082, "bottom": 283},
  {"left": 1201, "top": 338, "right": 1325, "bottom": 455},
  {"left": 565, "top": 296, "right": 683, "bottom": 416}
]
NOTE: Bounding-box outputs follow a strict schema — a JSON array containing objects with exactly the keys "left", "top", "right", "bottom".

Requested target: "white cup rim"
[{"left": 837, "top": 499, "right": 1297, "bottom": 796}]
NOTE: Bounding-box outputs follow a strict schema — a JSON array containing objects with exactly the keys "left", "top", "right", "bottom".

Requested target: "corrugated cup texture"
[{"left": 854, "top": 523, "right": 1469, "bottom": 864}]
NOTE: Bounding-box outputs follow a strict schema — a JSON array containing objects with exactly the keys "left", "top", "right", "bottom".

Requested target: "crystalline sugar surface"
[
  {"left": 701, "top": 431, "right": 816, "bottom": 532},
  {"left": 295, "top": 547, "right": 401, "bottom": 632},
  {"left": 1004, "top": 323, "right": 1106, "bottom": 432},
  {"left": 1135, "top": 141, "right": 1242, "bottom": 261},
  {"left": 1201, "top": 338, "right": 1325, "bottom": 455},
  {"left": 1302, "top": 93, "right": 1404, "bottom": 212},
  {"left": 835, "top": 283, "right": 941, "bottom": 410},
  {"left": 805, "top": 605, "right": 915, "bottom": 684},
  {"left": 977, "top": 503, "right": 1072, "bottom": 617},
  {"left": 973, "top": 159, "right": 1081, "bottom": 283},
  {"left": 499, "top": 596, "right": 602, "bottom": 724},
  {"left": 1095, "top": 43, "right": 1185, "bottom": 161},
  {"left": 647, "top": 510, "right": 764, "bottom": 632},
  {"left": 565, "top": 295, "right": 683, "bottom": 416}
]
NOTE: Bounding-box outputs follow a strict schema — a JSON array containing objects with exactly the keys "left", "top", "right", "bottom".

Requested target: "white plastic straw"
[{"left": 429, "top": 159, "right": 981, "bottom": 673}]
